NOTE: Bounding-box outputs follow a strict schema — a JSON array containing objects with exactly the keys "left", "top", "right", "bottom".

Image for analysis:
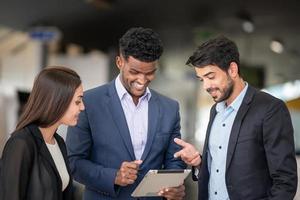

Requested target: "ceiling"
[
  {"left": 1, "top": 0, "right": 300, "bottom": 50},
  {"left": 0, "top": 0, "right": 300, "bottom": 84}
]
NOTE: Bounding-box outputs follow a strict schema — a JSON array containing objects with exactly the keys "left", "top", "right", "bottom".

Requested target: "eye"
[
  {"left": 207, "top": 75, "right": 215, "bottom": 80},
  {"left": 75, "top": 100, "right": 81, "bottom": 105},
  {"left": 130, "top": 70, "right": 139, "bottom": 75},
  {"left": 146, "top": 72, "right": 155, "bottom": 76},
  {"left": 197, "top": 76, "right": 203, "bottom": 82}
]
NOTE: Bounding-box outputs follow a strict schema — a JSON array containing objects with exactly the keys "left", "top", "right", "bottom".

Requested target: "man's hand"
[
  {"left": 114, "top": 160, "right": 142, "bottom": 186},
  {"left": 174, "top": 138, "right": 201, "bottom": 167},
  {"left": 158, "top": 184, "right": 185, "bottom": 200}
]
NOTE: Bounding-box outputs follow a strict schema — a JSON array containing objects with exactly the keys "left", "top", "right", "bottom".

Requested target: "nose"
[
  {"left": 137, "top": 74, "right": 147, "bottom": 85},
  {"left": 202, "top": 80, "right": 210, "bottom": 91},
  {"left": 80, "top": 102, "right": 85, "bottom": 111}
]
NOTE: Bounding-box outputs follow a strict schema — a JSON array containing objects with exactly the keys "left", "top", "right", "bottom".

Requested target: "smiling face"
[
  {"left": 116, "top": 55, "right": 157, "bottom": 104},
  {"left": 195, "top": 64, "right": 235, "bottom": 103},
  {"left": 59, "top": 84, "right": 85, "bottom": 126}
]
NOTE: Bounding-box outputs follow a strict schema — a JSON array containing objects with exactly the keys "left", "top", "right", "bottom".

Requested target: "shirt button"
[
  {"left": 215, "top": 191, "right": 217, "bottom": 195},
  {"left": 219, "top": 146, "right": 222, "bottom": 149},
  {"left": 222, "top": 123, "right": 226, "bottom": 127},
  {"left": 216, "top": 169, "right": 219, "bottom": 173}
]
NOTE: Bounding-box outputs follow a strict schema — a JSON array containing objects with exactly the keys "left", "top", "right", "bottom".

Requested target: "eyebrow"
[{"left": 202, "top": 72, "right": 215, "bottom": 78}]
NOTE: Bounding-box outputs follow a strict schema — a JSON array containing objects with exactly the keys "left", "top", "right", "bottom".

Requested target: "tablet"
[{"left": 131, "top": 169, "right": 191, "bottom": 197}]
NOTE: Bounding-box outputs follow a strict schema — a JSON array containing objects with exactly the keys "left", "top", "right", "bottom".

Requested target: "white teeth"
[{"left": 133, "top": 82, "right": 144, "bottom": 90}]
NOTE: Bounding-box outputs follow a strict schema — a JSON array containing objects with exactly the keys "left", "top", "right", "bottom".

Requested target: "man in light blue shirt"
[
  {"left": 207, "top": 83, "right": 247, "bottom": 199},
  {"left": 174, "top": 36, "right": 297, "bottom": 200}
]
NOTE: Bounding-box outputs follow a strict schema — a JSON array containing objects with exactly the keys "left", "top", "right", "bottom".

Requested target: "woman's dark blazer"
[{"left": 0, "top": 124, "right": 73, "bottom": 200}]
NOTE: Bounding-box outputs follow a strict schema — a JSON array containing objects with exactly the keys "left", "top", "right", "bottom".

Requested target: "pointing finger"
[{"left": 174, "top": 138, "right": 188, "bottom": 147}]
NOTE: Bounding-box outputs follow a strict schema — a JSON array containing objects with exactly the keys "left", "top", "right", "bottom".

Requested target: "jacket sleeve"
[
  {"left": 163, "top": 102, "right": 187, "bottom": 170},
  {"left": 263, "top": 100, "right": 298, "bottom": 199},
  {"left": 66, "top": 109, "right": 118, "bottom": 197},
  {"left": 0, "top": 135, "right": 33, "bottom": 200}
]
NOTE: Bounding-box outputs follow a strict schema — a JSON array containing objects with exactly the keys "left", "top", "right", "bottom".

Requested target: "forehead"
[
  {"left": 125, "top": 56, "right": 157, "bottom": 72},
  {"left": 74, "top": 84, "right": 83, "bottom": 95},
  {"left": 194, "top": 65, "right": 224, "bottom": 77}
]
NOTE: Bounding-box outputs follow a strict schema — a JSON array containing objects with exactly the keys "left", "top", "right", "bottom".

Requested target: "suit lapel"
[
  {"left": 141, "top": 91, "right": 159, "bottom": 161},
  {"left": 107, "top": 81, "right": 135, "bottom": 160},
  {"left": 203, "top": 105, "right": 217, "bottom": 156},
  {"left": 201, "top": 104, "right": 217, "bottom": 171},
  {"left": 27, "top": 125, "right": 62, "bottom": 189},
  {"left": 226, "top": 86, "right": 256, "bottom": 170}
]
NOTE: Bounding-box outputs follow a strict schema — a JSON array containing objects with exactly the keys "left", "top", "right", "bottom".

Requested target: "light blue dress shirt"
[
  {"left": 115, "top": 75, "right": 151, "bottom": 160},
  {"left": 208, "top": 83, "right": 248, "bottom": 200}
]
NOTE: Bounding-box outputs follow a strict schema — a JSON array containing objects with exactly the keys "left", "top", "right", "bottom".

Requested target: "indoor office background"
[{"left": 0, "top": 0, "right": 300, "bottom": 199}]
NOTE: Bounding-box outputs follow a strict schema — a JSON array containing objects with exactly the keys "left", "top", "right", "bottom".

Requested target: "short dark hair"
[
  {"left": 186, "top": 36, "right": 240, "bottom": 74},
  {"left": 119, "top": 27, "right": 163, "bottom": 62},
  {"left": 16, "top": 66, "right": 81, "bottom": 130}
]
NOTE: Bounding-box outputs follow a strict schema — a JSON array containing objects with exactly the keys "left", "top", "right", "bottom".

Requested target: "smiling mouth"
[
  {"left": 208, "top": 89, "right": 217, "bottom": 95},
  {"left": 132, "top": 82, "right": 145, "bottom": 90}
]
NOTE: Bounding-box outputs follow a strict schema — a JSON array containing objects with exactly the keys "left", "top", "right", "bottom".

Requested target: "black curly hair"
[
  {"left": 119, "top": 27, "right": 163, "bottom": 62},
  {"left": 186, "top": 36, "right": 240, "bottom": 74}
]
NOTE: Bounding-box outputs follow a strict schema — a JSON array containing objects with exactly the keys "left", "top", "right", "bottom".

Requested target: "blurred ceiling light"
[
  {"left": 270, "top": 39, "right": 284, "bottom": 54},
  {"left": 242, "top": 21, "right": 254, "bottom": 33},
  {"left": 237, "top": 10, "right": 255, "bottom": 33}
]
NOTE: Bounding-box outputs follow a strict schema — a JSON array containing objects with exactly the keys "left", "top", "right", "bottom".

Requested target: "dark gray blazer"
[
  {"left": 0, "top": 124, "right": 73, "bottom": 200},
  {"left": 197, "top": 85, "right": 297, "bottom": 200}
]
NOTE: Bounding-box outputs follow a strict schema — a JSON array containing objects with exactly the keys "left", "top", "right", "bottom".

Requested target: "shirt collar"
[
  {"left": 115, "top": 74, "right": 151, "bottom": 102},
  {"left": 216, "top": 82, "right": 248, "bottom": 112}
]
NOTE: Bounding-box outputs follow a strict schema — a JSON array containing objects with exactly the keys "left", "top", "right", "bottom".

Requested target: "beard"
[{"left": 207, "top": 76, "right": 234, "bottom": 103}]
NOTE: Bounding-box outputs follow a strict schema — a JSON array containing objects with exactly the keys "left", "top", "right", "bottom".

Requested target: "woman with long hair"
[{"left": 0, "top": 66, "right": 85, "bottom": 200}]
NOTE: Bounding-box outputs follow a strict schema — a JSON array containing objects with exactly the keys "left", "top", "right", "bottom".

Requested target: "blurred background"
[{"left": 0, "top": 0, "right": 300, "bottom": 199}]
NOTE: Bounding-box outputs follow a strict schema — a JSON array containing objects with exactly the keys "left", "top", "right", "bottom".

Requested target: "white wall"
[{"left": 49, "top": 52, "right": 109, "bottom": 139}]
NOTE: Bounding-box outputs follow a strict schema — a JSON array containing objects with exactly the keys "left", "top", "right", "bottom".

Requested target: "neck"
[
  {"left": 225, "top": 78, "right": 245, "bottom": 106},
  {"left": 39, "top": 123, "right": 59, "bottom": 145},
  {"left": 132, "top": 96, "right": 139, "bottom": 105}
]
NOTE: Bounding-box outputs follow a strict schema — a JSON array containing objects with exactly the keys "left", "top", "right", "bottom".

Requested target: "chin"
[
  {"left": 213, "top": 97, "right": 222, "bottom": 103},
  {"left": 133, "top": 91, "right": 145, "bottom": 97},
  {"left": 67, "top": 121, "right": 78, "bottom": 127}
]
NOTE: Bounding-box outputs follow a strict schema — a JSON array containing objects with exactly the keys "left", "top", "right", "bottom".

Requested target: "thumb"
[
  {"left": 134, "top": 160, "right": 143, "bottom": 165},
  {"left": 174, "top": 150, "right": 184, "bottom": 158}
]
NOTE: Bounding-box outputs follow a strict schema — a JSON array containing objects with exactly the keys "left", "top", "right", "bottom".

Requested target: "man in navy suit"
[
  {"left": 174, "top": 36, "right": 297, "bottom": 200},
  {"left": 66, "top": 27, "right": 186, "bottom": 200}
]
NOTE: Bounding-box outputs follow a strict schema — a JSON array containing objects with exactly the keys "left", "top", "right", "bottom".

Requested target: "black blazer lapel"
[
  {"left": 27, "top": 125, "right": 63, "bottom": 190},
  {"left": 198, "top": 104, "right": 217, "bottom": 200},
  {"left": 203, "top": 104, "right": 217, "bottom": 155},
  {"left": 141, "top": 91, "right": 160, "bottom": 162},
  {"left": 107, "top": 80, "right": 135, "bottom": 160},
  {"left": 226, "top": 86, "right": 256, "bottom": 170}
]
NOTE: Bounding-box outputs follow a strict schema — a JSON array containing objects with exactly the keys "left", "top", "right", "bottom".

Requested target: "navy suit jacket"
[
  {"left": 197, "top": 85, "right": 297, "bottom": 200},
  {"left": 66, "top": 80, "right": 186, "bottom": 200}
]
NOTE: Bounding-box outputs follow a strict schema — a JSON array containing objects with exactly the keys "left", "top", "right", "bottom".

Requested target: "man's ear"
[
  {"left": 116, "top": 56, "right": 123, "bottom": 70},
  {"left": 228, "top": 62, "right": 239, "bottom": 78}
]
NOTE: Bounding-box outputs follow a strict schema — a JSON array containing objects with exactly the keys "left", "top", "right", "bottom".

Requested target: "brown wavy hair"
[{"left": 16, "top": 66, "right": 81, "bottom": 130}]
